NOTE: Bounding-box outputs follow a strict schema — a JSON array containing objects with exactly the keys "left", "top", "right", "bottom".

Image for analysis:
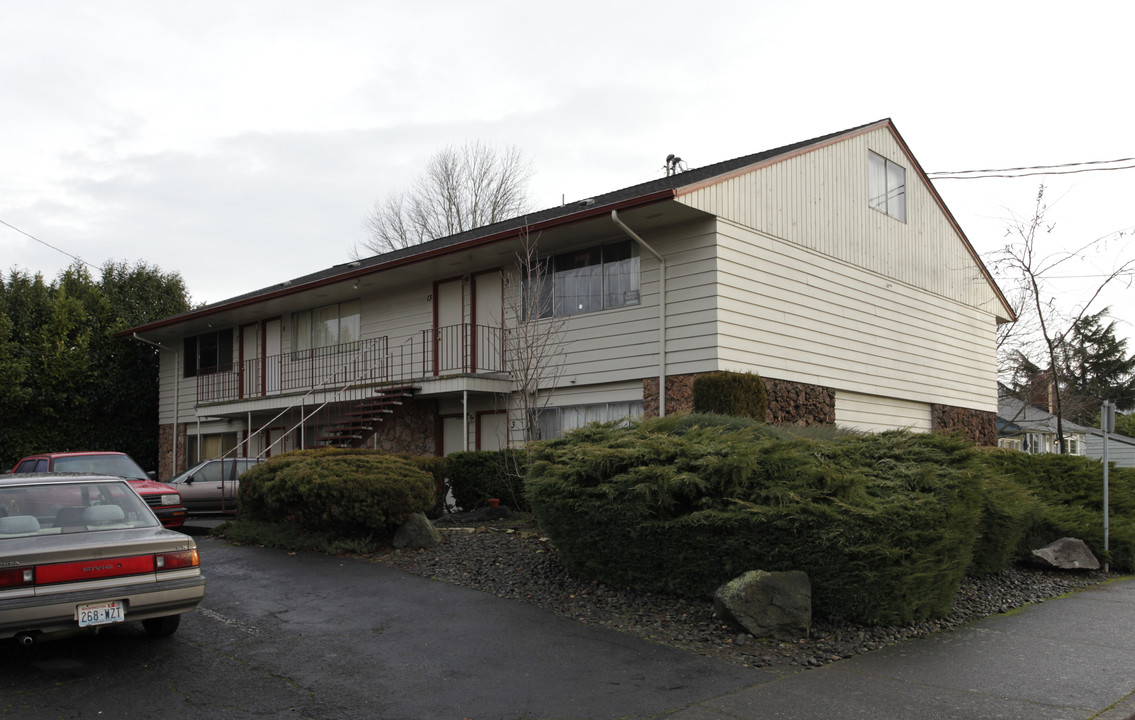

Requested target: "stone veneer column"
[
  {"left": 931, "top": 404, "right": 997, "bottom": 446},
  {"left": 371, "top": 400, "right": 439, "bottom": 455},
  {"left": 643, "top": 374, "right": 835, "bottom": 427}
]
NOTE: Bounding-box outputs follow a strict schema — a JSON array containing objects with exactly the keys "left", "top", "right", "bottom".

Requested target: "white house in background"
[
  {"left": 997, "top": 395, "right": 1089, "bottom": 456},
  {"left": 997, "top": 394, "right": 1135, "bottom": 467},
  {"left": 122, "top": 119, "right": 1016, "bottom": 480}
]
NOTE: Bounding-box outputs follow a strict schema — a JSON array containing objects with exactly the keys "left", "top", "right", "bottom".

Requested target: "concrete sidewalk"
[{"left": 666, "top": 577, "right": 1135, "bottom": 720}]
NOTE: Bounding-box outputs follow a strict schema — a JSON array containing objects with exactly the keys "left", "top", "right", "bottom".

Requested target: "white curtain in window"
[
  {"left": 886, "top": 161, "right": 906, "bottom": 222},
  {"left": 339, "top": 300, "right": 360, "bottom": 344},
  {"left": 313, "top": 305, "right": 338, "bottom": 348},
  {"left": 293, "top": 312, "right": 312, "bottom": 353}
]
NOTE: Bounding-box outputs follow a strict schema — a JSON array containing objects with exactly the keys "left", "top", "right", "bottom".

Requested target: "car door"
[{"left": 178, "top": 461, "right": 225, "bottom": 513}]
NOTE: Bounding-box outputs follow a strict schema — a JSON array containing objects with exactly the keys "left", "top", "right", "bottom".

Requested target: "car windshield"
[
  {"left": 0, "top": 480, "right": 160, "bottom": 538},
  {"left": 52, "top": 455, "right": 149, "bottom": 480}
]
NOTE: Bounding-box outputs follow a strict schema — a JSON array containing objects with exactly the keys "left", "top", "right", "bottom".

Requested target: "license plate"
[{"left": 77, "top": 601, "right": 125, "bottom": 627}]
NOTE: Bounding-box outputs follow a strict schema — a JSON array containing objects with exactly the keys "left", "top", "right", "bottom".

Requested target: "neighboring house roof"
[
  {"left": 120, "top": 118, "right": 1014, "bottom": 338},
  {"left": 997, "top": 395, "right": 1094, "bottom": 436}
]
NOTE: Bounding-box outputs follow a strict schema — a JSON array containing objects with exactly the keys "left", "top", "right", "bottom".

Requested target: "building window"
[
  {"left": 293, "top": 300, "right": 360, "bottom": 355},
  {"left": 868, "top": 151, "right": 906, "bottom": 222},
  {"left": 537, "top": 400, "right": 644, "bottom": 439},
  {"left": 530, "top": 240, "right": 640, "bottom": 319},
  {"left": 1062, "top": 437, "right": 1081, "bottom": 455},
  {"left": 183, "top": 329, "right": 234, "bottom": 378},
  {"left": 187, "top": 432, "right": 237, "bottom": 464}
]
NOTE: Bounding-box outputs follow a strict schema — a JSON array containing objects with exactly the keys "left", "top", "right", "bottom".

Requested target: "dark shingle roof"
[{"left": 122, "top": 119, "right": 889, "bottom": 334}]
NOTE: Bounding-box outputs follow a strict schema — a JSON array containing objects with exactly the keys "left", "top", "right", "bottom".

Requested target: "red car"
[{"left": 8, "top": 452, "right": 187, "bottom": 528}]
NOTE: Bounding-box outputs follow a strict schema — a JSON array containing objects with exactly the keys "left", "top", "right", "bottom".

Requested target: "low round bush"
[{"left": 238, "top": 448, "right": 435, "bottom": 536}]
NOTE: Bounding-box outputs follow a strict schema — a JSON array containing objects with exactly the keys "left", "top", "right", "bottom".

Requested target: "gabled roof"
[
  {"left": 121, "top": 118, "right": 1011, "bottom": 336},
  {"left": 997, "top": 395, "right": 1095, "bottom": 436}
]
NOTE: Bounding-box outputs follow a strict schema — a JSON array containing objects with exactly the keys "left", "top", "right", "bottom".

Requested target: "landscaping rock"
[
  {"left": 713, "top": 570, "right": 811, "bottom": 641},
  {"left": 392, "top": 513, "right": 442, "bottom": 549},
  {"left": 1029, "top": 537, "right": 1100, "bottom": 570}
]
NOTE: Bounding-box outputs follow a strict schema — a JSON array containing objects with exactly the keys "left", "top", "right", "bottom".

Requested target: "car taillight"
[
  {"left": 155, "top": 549, "right": 199, "bottom": 570},
  {"left": 0, "top": 567, "right": 34, "bottom": 588}
]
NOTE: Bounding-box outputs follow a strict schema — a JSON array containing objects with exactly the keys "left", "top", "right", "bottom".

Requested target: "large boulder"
[
  {"left": 713, "top": 570, "right": 811, "bottom": 640},
  {"left": 392, "top": 513, "right": 442, "bottom": 549},
  {"left": 1029, "top": 537, "right": 1100, "bottom": 570}
]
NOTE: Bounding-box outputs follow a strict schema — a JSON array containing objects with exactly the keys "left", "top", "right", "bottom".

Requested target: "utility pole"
[{"left": 1102, "top": 400, "right": 1116, "bottom": 572}]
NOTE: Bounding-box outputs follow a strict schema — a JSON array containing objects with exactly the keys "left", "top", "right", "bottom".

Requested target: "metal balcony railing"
[{"left": 196, "top": 324, "right": 504, "bottom": 404}]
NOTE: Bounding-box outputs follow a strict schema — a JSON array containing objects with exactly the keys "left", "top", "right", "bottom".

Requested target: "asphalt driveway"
[{"left": 1, "top": 527, "right": 767, "bottom": 719}]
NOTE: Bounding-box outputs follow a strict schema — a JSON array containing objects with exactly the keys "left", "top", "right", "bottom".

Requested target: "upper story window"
[
  {"left": 183, "top": 329, "right": 233, "bottom": 378},
  {"left": 292, "top": 300, "right": 360, "bottom": 354},
  {"left": 868, "top": 151, "right": 906, "bottom": 222},
  {"left": 531, "top": 240, "right": 640, "bottom": 319}
]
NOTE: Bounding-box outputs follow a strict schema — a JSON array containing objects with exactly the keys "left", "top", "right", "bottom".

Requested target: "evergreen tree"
[
  {"left": 1057, "top": 308, "right": 1135, "bottom": 424},
  {"left": 0, "top": 262, "right": 191, "bottom": 470}
]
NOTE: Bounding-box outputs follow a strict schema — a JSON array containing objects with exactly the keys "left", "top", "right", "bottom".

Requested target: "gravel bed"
[{"left": 372, "top": 525, "right": 1111, "bottom": 673}]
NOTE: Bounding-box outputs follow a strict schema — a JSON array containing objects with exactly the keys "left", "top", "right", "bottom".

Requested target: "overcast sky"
[{"left": 2, "top": 0, "right": 1132, "bottom": 348}]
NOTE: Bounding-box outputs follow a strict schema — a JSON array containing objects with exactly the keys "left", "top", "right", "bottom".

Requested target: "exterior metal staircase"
[{"left": 315, "top": 385, "right": 419, "bottom": 448}]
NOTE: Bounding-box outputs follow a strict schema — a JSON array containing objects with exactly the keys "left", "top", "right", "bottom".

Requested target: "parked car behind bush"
[{"left": 237, "top": 448, "right": 435, "bottom": 537}]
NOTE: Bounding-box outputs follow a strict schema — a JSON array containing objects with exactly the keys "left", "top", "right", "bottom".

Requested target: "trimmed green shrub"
[
  {"left": 446, "top": 449, "right": 530, "bottom": 512},
  {"left": 237, "top": 448, "right": 435, "bottom": 536},
  {"left": 527, "top": 416, "right": 988, "bottom": 625},
  {"left": 967, "top": 469, "right": 1043, "bottom": 575},
  {"left": 391, "top": 452, "right": 450, "bottom": 517},
  {"left": 692, "top": 371, "right": 768, "bottom": 421},
  {"left": 975, "top": 449, "right": 1135, "bottom": 571}
]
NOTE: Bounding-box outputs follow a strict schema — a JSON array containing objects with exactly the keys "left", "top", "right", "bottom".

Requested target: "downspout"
[
  {"left": 132, "top": 333, "right": 179, "bottom": 476},
  {"left": 611, "top": 210, "right": 667, "bottom": 417}
]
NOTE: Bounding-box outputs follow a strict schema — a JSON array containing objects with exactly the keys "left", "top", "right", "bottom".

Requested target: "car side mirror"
[
  {"left": 185, "top": 475, "right": 195, "bottom": 484},
  {"left": 147, "top": 471, "right": 158, "bottom": 481}
]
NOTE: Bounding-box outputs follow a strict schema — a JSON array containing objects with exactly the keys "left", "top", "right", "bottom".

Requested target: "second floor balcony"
[{"left": 196, "top": 323, "right": 506, "bottom": 405}]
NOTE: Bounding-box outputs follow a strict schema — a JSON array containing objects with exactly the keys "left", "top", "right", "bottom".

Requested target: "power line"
[
  {"left": 0, "top": 218, "right": 98, "bottom": 272},
  {"left": 929, "top": 157, "right": 1135, "bottom": 180}
]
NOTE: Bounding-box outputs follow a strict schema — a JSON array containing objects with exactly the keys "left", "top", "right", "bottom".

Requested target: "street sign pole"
[{"left": 1103, "top": 401, "right": 1115, "bottom": 572}]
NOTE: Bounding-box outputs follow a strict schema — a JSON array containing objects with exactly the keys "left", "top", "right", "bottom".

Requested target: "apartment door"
[
  {"left": 435, "top": 279, "right": 466, "bottom": 374},
  {"left": 472, "top": 271, "right": 503, "bottom": 372}
]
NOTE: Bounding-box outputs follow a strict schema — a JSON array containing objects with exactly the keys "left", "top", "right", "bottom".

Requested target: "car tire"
[{"left": 142, "top": 614, "right": 181, "bottom": 638}]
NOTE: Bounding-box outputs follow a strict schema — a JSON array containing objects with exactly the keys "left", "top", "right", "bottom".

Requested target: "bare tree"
[
  {"left": 504, "top": 230, "right": 566, "bottom": 445},
  {"left": 990, "top": 184, "right": 1135, "bottom": 451},
  {"left": 358, "top": 141, "right": 533, "bottom": 256}
]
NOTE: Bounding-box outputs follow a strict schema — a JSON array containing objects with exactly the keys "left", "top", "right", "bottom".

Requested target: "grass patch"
[{"left": 210, "top": 519, "right": 387, "bottom": 556}]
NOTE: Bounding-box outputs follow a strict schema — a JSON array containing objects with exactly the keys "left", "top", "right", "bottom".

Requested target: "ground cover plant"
[{"left": 525, "top": 413, "right": 1124, "bottom": 625}]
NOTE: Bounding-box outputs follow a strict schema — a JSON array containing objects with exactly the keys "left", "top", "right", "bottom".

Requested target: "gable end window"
[
  {"left": 868, "top": 151, "right": 906, "bottom": 222},
  {"left": 183, "top": 329, "right": 234, "bottom": 378}
]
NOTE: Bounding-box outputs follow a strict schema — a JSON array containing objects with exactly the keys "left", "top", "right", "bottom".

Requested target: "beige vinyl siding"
[
  {"left": 539, "top": 219, "right": 721, "bottom": 388},
  {"left": 835, "top": 391, "right": 932, "bottom": 433},
  {"left": 714, "top": 219, "right": 997, "bottom": 410},
  {"left": 678, "top": 125, "right": 1011, "bottom": 322}
]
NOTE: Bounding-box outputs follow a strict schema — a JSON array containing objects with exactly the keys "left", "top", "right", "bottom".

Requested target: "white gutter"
[
  {"left": 132, "top": 333, "right": 179, "bottom": 476},
  {"left": 611, "top": 210, "right": 668, "bottom": 417}
]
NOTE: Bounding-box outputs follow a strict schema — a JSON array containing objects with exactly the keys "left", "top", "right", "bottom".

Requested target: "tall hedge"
[
  {"left": 237, "top": 448, "right": 435, "bottom": 536},
  {"left": 446, "top": 449, "right": 530, "bottom": 512},
  {"left": 526, "top": 416, "right": 988, "bottom": 625}
]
